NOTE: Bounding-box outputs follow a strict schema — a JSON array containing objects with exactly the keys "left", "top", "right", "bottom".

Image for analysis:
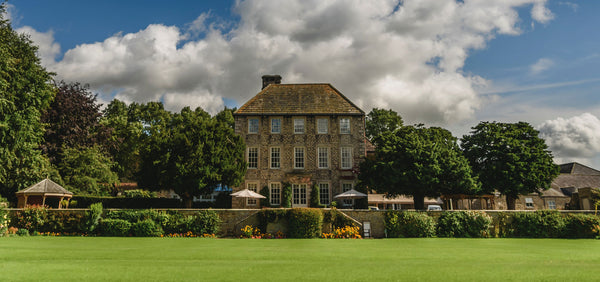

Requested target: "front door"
[{"left": 292, "top": 184, "right": 307, "bottom": 207}]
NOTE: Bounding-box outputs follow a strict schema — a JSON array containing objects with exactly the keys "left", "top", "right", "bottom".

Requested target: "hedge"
[
  {"left": 437, "top": 211, "right": 492, "bottom": 238},
  {"left": 510, "top": 210, "right": 566, "bottom": 238},
  {"left": 287, "top": 208, "right": 323, "bottom": 238},
  {"left": 385, "top": 211, "right": 436, "bottom": 238},
  {"left": 98, "top": 219, "right": 131, "bottom": 236}
]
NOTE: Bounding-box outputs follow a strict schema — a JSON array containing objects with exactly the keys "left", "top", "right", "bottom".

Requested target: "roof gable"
[
  {"left": 16, "top": 179, "right": 73, "bottom": 195},
  {"left": 559, "top": 162, "right": 600, "bottom": 175},
  {"left": 235, "top": 84, "right": 364, "bottom": 115}
]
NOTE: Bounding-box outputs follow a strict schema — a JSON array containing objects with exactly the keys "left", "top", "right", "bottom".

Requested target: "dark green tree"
[
  {"left": 461, "top": 121, "right": 559, "bottom": 210},
  {"left": 138, "top": 105, "right": 246, "bottom": 207},
  {"left": 0, "top": 5, "right": 56, "bottom": 201},
  {"left": 42, "top": 81, "right": 110, "bottom": 164},
  {"left": 360, "top": 125, "right": 479, "bottom": 209},
  {"left": 58, "top": 145, "right": 119, "bottom": 195},
  {"left": 365, "top": 108, "right": 403, "bottom": 142},
  {"left": 100, "top": 99, "right": 144, "bottom": 181}
]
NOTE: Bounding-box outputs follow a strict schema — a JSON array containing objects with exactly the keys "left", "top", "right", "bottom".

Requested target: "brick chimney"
[{"left": 262, "top": 75, "right": 282, "bottom": 89}]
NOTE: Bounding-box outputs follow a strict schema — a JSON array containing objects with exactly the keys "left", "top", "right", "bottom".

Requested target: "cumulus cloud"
[
  {"left": 538, "top": 113, "right": 600, "bottom": 164},
  {"left": 529, "top": 58, "right": 554, "bottom": 75},
  {"left": 15, "top": 26, "right": 61, "bottom": 67},
  {"left": 27, "top": 0, "right": 552, "bottom": 119}
]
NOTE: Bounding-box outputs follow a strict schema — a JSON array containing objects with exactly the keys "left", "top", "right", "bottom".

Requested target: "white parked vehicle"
[{"left": 427, "top": 205, "right": 442, "bottom": 211}]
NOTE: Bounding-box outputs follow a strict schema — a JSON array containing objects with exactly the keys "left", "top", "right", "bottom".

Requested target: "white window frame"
[
  {"left": 248, "top": 118, "right": 259, "bottom": 134},
  {"left": 319, "top": 182, "right": 330, "bottom": 206},
  {"left": 271, "top": 118, "right": 281, "bottom": 134},
  {"left": 547, "top": 200, "right": 556, "bottom": 210},
  {"left": 247, "top": 182, "right": 259, "bottom": 206},
  {"left": 270, "top": 182, "right": 281, "bottom": 206},
  {"left": 292, "top": 184, "right": 307, "bottom": 206},
  {"left": 247, "top": 147, "right": 258, "bottom": 169},
  {"left": 294, "top": 147, "right": 305, "bottom": 169},
  {"left": 270, "top": 147, "right": 281, "bottom": 169},
  {"left": 341, "top": 147, "right": 352, "bottom": 169},
  {"left": 294, "top": 118, "right": 305, "bottom": 134},
  {"left": 317, "top": 147, "right": 329, "bottom": 169},
  {"left": 525, "top": 197, "right": 534, "bottom": 209},
  {"left": 340, "top": 118, "right": 350, "bottom": 134},
  {"left": 317, "top": 118, "right": 328, "bottom": 134}
]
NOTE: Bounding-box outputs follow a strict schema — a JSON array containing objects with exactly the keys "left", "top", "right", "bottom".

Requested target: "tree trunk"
[
  {"left": 506, "top": 195, "right": 517, "bottom": 210},
  {"left": 413, "top": 193, "right": 425, "bottom": 210},
  {"left": 183, "top": 196, "right": 193, "bottom": 208}
]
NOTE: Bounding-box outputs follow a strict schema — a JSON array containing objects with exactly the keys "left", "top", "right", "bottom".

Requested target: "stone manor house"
[{"left": 231, "top": 75, "right": 366, "bottom": 208}]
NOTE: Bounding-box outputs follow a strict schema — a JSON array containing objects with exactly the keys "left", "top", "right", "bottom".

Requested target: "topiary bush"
[
  {"left": 437, "top": 211, "right": 492, "bottom": 238},
  {"left": 85, "top": 203, "right": 103, "bottom": 233},
  {"left": 131, "top": 219, "right": 163, "bottom": 237},
  {"left": 98, "top": 219, "right": 132, "bottom": 237},
  {"left": 385, "top": 211, "right": 436, "bottom": 238},
  {"left": 563, "top": 213, "right": 600, "bottom": 239},
  {"left": 510, "top": 210, "right": 566, "bottom": 238},
  {"left": 282, "top": 183, "right": 292, "bottom": 208},
  {"left": 287, "top": 208, "right": 323, "bottom": 238}
]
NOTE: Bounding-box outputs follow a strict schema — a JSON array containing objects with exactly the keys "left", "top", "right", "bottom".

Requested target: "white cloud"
[
  {"left": 25, "top": 0, "right": 553, "bottom": 119},
  {"left": 538, "top": 113, "right": 600, "bottom": 165},
  {"left": 529, "top": 58, "right": 554, "bottom": 75},
  {"left": 15, "top": 26, "right": 61, "bottom": 67}
]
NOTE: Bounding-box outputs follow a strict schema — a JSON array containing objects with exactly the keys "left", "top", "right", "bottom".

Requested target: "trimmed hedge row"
[
  {"left": 72, "top": 196, "right": 183, "bottom": 209},
  {"left": 385, "top": 210, "right": 600, "bottom": 238},
  {"left": 9, "top": 205, "right": 221, "bottom": 237}
]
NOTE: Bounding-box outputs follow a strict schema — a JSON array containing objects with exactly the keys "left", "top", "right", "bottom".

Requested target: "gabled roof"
[
  {"left": 16, "top": 179, "right": 73, "bottom": 195},
  {"left": 559, "top": 162, "right": 600, "bottom": 175},
  {"left": 235, "top": 84, "right": 364, "bottom": 116}
]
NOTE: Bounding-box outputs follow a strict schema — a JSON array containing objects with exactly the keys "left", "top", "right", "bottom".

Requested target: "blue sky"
[{"left": 5, "top": 0, "right": 600, "bottom": 167}]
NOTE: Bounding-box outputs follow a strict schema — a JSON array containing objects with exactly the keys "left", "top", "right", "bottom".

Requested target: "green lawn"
[{"left": 1, "top": 237, "right": 599, "bottom": 281}]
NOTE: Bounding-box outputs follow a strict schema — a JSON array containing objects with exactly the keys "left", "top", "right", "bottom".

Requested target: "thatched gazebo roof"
[{"left": 16, "top": 179, "right": 73, "bottom": 208}]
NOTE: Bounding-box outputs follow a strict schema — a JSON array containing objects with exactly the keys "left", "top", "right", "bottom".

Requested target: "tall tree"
[
  {"left": 461, "top": 121, "right": 559, "bottom": 210},
  {"left": 365, "top": 108, "right": 403, "bottom": 142},
  {"left": 137, "top": 105, "right": 246, "bottom": 207},
  {"left": 360, "top": 125, "right": 479, "bottom": 209},
  {"left": 0, "top": 5, "right": 56, "bottom": 201},
  {"left": 58, "top": 145, "right": 119, "bottom": 196},
  {"left": 100, "top": 99, "right": 143, "bottom": 181},
  {"left": 41, "top": 81, "right": 110, "bottom": 164}
]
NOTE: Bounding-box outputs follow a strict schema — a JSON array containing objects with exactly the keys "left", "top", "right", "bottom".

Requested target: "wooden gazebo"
[{"left": 16, "top": 179, "right": 73, "bottom": 208}]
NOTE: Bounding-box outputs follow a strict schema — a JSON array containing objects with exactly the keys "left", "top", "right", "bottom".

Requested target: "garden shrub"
[
  {"left": 43, "top": 211, "right": 86, "bottom": 234},
  {"left": 105, "top": 209, "right": 162, "bottom": 223},
  {"left": 162, "top": 211, "right": 190, "bottom": 234},
  {"left": 85, "top": 203, "right": 103, "bottom": 233},
  {"left": 510, "top": 210, "right": 565, "bottom": 238},
  {"left": 260, "top": 186, "right": 270, "bottom": 207},
  {"left": 188, "top": 210, "right": 221, "bottom": 235},
  {"left": 385, "top": 211, "right": 435, "bottom": 238},
  {"left": 98, "top": 219, "right": 132, "bottom": 237},
  {"left": 72, "top": 196, "right": 182, "bottom": 209},
  {"left": 0, "top": 203, "right": 8, "bottom": 236},
  {"left": 16, "top": 228, "right": 29, "bottom": 236},
  {"left": 563, "top": 214, "right": 600, "bottom": 239},
  {"left": 11, "top": 206, "right": 47, "bottom": 233},
  {"left": 258, "top": 209, "right": 288, "bottom": 232},
  {"left": 131, "top": 219, "right": 163, "bottom": 237},
  {"left": 436, "top": 211, "right": 492, "bottom": 238},
  {"left": 122, "top": 189, "right": 156, "bottom": 198},
  {"left": 287, "top": 208, "right": 323, "bottom": 238}
]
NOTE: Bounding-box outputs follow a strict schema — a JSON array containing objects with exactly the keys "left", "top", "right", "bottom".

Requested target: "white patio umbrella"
[
  {"left": 230, "top": 189, "right": 266, "bottom": 199},
  {"left": 334, "top": 189, "right": 367, "bottom": 199}
]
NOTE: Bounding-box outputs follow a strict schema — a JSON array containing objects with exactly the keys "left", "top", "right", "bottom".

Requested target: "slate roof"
[
  {"left": 16, "top": 179, "right": 73, "bottom": 195},
  {"left": 551, "top": 162, "right": 600, "bottom": 191},
  {"left": 235, "top": 84, "right": 364, "bottom": 116},
  {"left": 559, "top": 162, "right": 600, "bottom": 175}
]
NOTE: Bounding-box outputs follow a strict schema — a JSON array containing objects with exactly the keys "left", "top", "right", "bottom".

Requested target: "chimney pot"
[{"left": 262, "top": 75, "right": 282, "bottom": 89}]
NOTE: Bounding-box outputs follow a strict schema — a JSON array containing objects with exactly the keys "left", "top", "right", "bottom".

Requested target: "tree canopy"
[
  {"left": 360, "top": 125, "right": 479, "bottom": 209},
  {"left": 365, "top": 108, "right": 403, "bottom": 142},
  {"left": 461, "top": 121, "right": 559, "bottom": 209},
  {"left": 0, "top": 6, "right": 56, "bottom": 200}
]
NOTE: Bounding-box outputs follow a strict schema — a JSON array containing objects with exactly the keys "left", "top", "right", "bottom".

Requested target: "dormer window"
[{"left": 248, "top": 118, "right": 259, "bottom": 133}]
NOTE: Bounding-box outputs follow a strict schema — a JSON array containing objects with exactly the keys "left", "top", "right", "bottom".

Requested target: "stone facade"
[{"left": 232, "top": 76, "right": 366, "bottom": 208}]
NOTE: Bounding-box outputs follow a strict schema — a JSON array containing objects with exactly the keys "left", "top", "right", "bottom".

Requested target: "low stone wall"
[{"left": 8, "top": 208, "right": 599, "bottom": 238}]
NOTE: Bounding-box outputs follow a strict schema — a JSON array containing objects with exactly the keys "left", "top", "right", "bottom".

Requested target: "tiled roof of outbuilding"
[
  {"left": 235, "top": 84, "right": 364, "bottom": 115},
  {"left": 16, "top": 179, "right": 73, "bottom": 195}
]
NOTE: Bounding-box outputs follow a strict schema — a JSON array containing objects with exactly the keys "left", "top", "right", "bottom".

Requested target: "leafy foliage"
[
  {"left": 563, "top": 214, "right": 600, "bottom": 239},
  {"left": 85, "top": 202, "right": 103, "bottom": 233},
  {"left": 131, "top": 219, "right": 163, "bottom": 237},
  {"left": 58, "top": 145, "right": 119, "bottom": 195},
  {"left": 98, "top": 219, "right": 131, "bottom": 237},
  {"left": 365, "top": 108, "right": 403, "bottom": 142},
  {"left": 436, "top": 211, "right": 492, "bottom": 238},
  {"left": 461, "top": 122, "right": 559, "bottom": 209},
  {"left": 281, "top": 183, "right": 292, "bottom": 208},
  {"left": 360, "top": 125, "right": 479, "bottom": 209},
  {"left": 509, "top": 210, "right": 566, "bottom": 238},
  {"left": 287, "top": 208, "right": 323, "bottom": 238},
  {"left": 384, "top": 211, "right": 436, "bottom": 238},
  {"left": 0, "top": 5, "right": 56, "bottom": 201}
]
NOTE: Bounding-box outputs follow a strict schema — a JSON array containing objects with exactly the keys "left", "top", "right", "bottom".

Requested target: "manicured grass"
[{"left": 1, "top": 237, "right": 600, "bottom": 281}]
